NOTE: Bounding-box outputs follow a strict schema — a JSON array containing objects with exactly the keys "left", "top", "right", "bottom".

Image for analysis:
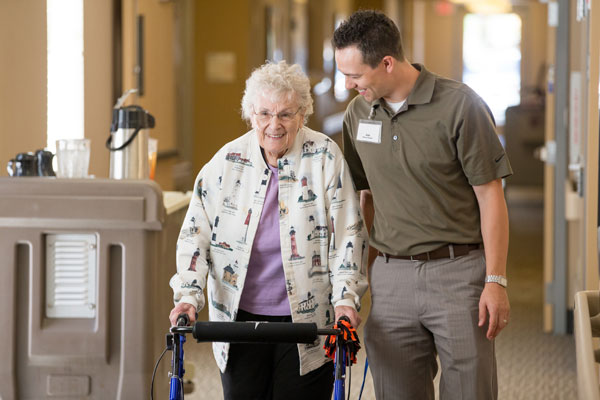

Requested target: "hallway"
[
  {"left": 496, "top": 189, "right": 576, "bottom": 399},
  {"left": 184, "top": 189, "right": 577, "bottom": 399}
]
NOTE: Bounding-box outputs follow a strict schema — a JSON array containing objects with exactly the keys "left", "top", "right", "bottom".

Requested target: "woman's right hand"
[{"left": 169, "top": 302, "right": 197, "bottom": 326}]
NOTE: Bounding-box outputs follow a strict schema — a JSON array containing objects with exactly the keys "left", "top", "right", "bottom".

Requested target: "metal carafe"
[
  {"left": 7, "top": 150, "right": 55, "bottom": 177},
  {"left": 35, "top": 149, "right": 56, "bottom": 176},
  {"left": 107, "top": 104, "right": 155, "bottom": 179},
  {"left": 11, "top": 153, "right": 37, "bottom": 176}
]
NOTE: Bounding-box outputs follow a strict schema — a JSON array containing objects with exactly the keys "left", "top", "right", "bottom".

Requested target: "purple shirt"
[{"left": 238, "top": 164, "right": 290, "bottom": 315}]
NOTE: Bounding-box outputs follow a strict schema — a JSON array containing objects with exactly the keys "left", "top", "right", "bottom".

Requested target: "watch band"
[{"left": 485, "top": 275, "right": 507, "bottom": 288}]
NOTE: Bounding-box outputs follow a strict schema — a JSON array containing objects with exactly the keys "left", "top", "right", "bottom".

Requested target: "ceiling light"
[{"left": 450, "top": 0, "right": 513, "bottom": 14}]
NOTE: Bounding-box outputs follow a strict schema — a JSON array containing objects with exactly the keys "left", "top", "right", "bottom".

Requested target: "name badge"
[{"left": 357, "top": 119, "right": 382, "bottom": 144}]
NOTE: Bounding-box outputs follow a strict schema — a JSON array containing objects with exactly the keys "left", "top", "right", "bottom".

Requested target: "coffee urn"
[{"left": 106, "top": 105, "right": 155, "bottom": 179}]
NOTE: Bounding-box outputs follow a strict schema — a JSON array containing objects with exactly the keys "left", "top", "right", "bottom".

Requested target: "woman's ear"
[{"left": 249, "top": 115, "right": 258, "bottom": 130}]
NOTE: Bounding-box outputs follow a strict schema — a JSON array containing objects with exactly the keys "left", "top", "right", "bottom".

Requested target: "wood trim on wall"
[{"left": 584, "top": 1, "right": 600, "bottom": 290}]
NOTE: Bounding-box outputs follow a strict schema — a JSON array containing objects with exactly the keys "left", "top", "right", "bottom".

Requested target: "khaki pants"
[{"left": 364, "top": 249, "right": 497, "bottom": 400}]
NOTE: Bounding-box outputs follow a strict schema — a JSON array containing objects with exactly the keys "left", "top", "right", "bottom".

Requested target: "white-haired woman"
[{"left": 169, "top": 61, "right": 368, "bottom": 400}]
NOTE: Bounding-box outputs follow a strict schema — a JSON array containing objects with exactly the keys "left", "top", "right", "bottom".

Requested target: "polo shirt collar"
[
  {"left": 371, "top": 63, "right": 435, "bottom": 113},
  {"left": 408, "top": 64, "right": 435, "bottom": 105}
]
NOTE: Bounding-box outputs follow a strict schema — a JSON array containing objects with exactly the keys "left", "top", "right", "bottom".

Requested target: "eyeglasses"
[{"left": 253, "top": 108, "right": 301, "bottom": 124}]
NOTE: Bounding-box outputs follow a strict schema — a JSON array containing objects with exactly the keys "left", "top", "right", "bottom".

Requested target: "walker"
[{"left": 151, "top": 315, "right": 361, "bottom": 400}]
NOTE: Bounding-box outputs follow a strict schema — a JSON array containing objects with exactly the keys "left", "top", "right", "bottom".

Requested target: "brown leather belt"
[{"left": 379, "top": 243, "right": 481, "bottom": 262}]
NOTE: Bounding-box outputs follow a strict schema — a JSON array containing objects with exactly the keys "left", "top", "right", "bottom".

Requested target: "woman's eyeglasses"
[{"left": 253, "top": 108, "right": 301, "bottom": 124}]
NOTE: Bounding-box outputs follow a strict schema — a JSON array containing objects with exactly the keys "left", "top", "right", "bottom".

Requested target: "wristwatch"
[{"left": 485, "top": 275, "right": 508, "bottom": 288}]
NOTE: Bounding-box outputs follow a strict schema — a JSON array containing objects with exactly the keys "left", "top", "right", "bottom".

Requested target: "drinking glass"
[{"left": 56, "top": 139, "right": 91, "bottom": 178}]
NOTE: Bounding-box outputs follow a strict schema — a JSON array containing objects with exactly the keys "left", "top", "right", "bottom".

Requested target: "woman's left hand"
[{"left": 334, "top": 305, "right": 361, "bottom": 329}]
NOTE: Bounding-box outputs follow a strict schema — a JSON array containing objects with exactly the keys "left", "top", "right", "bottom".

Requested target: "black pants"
[{"left": 220, "top": 309, "right": 334, "bottom": 400}]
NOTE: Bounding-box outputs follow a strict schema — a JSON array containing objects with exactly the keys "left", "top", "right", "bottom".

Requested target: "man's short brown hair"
[{"left": 333, "top": 10, "right": 405, "bottom": 68}]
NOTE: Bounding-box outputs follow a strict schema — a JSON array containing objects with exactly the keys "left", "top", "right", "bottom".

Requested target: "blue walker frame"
[{"left": 166, "top": 319, "right": 349, "bottom": 400}]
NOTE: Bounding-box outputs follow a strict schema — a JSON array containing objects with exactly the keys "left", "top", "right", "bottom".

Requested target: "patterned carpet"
[
  {"left": 181, "top": 190, "right": 577, "bottom": 399},
  {"left": 495, "top": 192, "right": 577, "bottom": 400}
]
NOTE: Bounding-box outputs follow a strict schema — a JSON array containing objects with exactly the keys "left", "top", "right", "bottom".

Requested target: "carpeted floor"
[
  {"left": 182, "top": 190, "right": 577, "bottom": 399},
  {"left": 495, "top": 192, "right": 577, "bottom": 400}
]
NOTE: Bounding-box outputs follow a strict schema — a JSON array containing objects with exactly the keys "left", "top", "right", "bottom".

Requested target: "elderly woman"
[{"left": 169, "top": 61, "right": 368, "bottom": 400}]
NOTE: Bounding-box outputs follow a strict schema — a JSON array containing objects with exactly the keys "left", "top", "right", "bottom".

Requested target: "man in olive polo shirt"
[{"left": 333, "top": 10, "right": 512, "bottom": 400}]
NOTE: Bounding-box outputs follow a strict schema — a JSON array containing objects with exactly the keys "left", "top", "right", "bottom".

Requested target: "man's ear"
[{"left": 381, "top": 56, "right": 395, "bottom": 72}]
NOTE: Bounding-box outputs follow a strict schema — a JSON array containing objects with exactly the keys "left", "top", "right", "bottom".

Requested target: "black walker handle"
[
  {"left": 169, "top": 321, "right": 340, "bottom": 343},
  {"left": 192, "top": 321, "right": 319, "bottom": 344}
]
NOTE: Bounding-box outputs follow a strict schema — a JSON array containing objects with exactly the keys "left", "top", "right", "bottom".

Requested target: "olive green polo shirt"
[{"left": 342, "top": 64, "right": 512, "bottom": 256}]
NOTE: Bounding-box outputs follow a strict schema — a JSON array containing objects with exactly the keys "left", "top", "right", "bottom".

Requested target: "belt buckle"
[{"left": 410, "top": 252, "right": 430, "bottom": 261}]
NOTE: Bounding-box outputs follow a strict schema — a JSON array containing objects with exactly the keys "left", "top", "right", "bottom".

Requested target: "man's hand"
[
  {"left": 335, "top": 305, "right": 361, "bottom": 329},
  {"left": 169, "top": 302, "right": 197, "bottom": 326},
  {"left": 478, "top": 283, "right": 510, "bottom": 340}
]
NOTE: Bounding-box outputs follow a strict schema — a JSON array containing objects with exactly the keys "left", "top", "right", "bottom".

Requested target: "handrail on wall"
[{"left": 574, "top": 290, "right": 600, "bottom": 400}]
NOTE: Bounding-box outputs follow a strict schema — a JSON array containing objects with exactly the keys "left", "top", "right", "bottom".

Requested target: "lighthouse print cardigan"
[{"left": 170, "top": 126, "right": 369, "bottom": 375}]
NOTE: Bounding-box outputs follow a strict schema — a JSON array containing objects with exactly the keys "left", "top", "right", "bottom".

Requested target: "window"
[
  {"left": 333, "top": 15, "right": 350, "bottom": 102},
  {"left": 463, "top": 13, "right": 521, "bottom": 126},
  {"left": 47, "top": 0, "right": 84, "bottom": 151}
]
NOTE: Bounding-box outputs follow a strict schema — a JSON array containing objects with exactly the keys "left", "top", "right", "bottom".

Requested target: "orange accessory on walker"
[{"left": 324, "top": 317, "right": 361, "bottom": 365}]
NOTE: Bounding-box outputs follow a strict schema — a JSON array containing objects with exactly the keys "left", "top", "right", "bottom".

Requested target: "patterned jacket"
[{"left": 170, "top": 126, "right": 369, "bottom": 375}]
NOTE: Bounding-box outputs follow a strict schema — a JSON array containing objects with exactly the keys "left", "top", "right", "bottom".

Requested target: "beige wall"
[
  {"left": 0, "top": 1, "right": 47, "bottom": 176},
  {"left": 423, "top": 2, "right": 463, "bottom": 80},
  {"left": 122, "top": 0, "right": 176, "bottom": 152},
  {"left": 0, "top": 0, "right": 179, "bottom": 185},
  {"left": 0, "top": 1, "right": 114, "bottom": 178},
  {"left": 121, "top": 0, "right": 177, "bottom": 189},
  {"left": 85, "top": 0, "right": 113, "bottom": 178}
]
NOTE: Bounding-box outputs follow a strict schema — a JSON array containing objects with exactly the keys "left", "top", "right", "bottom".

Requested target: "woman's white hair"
[{"left": 241, "top": 60, "right": 314, "bottom": 124}]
